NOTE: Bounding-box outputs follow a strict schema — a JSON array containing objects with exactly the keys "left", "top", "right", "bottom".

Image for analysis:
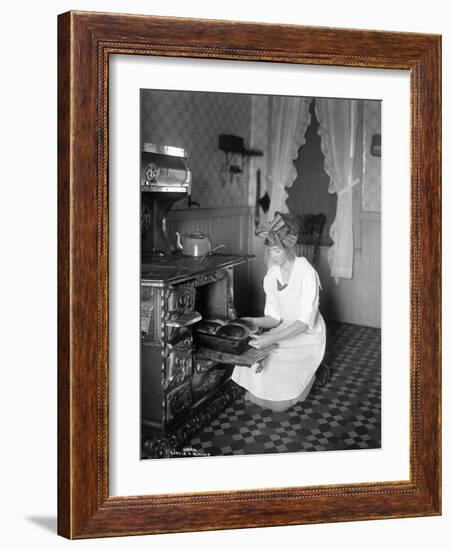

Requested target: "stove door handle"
[{"left": 166, "top": 311, "right": 202, "bottom": 328}]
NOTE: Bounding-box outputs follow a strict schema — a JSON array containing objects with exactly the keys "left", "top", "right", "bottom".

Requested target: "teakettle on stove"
[{"left": 175, "top": 230, "right": 211, "bottom": 257}]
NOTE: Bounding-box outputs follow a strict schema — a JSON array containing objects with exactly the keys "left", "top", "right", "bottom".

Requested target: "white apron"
[{"left": 232, "top": 257, "right": 326, "bottom": 406}]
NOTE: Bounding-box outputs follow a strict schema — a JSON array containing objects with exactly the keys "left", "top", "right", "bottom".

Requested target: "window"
[{"left": 286, "top": 99, "right": 336, "bottom": 246}]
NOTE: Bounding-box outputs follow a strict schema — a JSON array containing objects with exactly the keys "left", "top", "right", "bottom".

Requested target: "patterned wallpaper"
[
  {"left": 362, "top": 100, "right": 382, "bottom": 212},
  {"left": 141, "top": 89, "right": 252, "bottom": 209},
  {"left": 140, "top": 90, "right": 380, "bottom": 214},
  {"left": 248, "top": 95, "right": 270, "bottom": 208}
]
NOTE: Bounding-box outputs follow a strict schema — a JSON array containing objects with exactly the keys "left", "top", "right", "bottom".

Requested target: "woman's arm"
[{"left": 249, "top": 320, "right": 308, "bottom": 349}]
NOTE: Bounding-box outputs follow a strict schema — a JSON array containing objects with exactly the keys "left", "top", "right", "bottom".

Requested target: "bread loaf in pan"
[{"left": 194, "top": 319, "right": 251, "bottom": 354}]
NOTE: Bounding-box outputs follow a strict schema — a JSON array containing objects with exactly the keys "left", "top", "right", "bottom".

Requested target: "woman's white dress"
[{"left": 231, "top": 257, "right": 326, "bottom": 412}]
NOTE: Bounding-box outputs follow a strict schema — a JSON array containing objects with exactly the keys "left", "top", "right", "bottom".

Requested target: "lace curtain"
[
  {"left": 267, "top": 96, "right": 312, "bottom": 217},
  {"left": 315, "top": 98, "right": 359, "bottom": 282}
]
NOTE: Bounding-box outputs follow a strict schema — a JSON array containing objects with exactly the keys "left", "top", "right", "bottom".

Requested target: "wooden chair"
[
  {"left": 278, "top": 212, "right": 326, "bottom": 265},
  {"left": 295, "top": 213, "right": 326, "bottom": 265}
]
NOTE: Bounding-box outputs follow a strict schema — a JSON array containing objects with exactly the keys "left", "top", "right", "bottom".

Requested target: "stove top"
[{"left": 141, "top": 253, "right": 251, "bottom": 285}]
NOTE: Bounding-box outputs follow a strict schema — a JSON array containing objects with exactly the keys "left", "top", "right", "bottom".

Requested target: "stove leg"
[{"left": 141, "top": 381, "right": 244, "bottom": 458}]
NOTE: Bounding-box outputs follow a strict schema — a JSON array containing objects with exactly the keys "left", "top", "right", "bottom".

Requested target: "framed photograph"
[{"left": 58, "top": 11, "right": 441, "bottom": 538}]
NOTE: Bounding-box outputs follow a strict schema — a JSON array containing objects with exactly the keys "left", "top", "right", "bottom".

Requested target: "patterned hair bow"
[{"left": 256, "top": 212, "right": 298, "bottom": 249}]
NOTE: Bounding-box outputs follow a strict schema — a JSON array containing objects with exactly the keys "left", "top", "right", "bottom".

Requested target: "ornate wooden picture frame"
[{"left": 58, "top": 11, "right": 441, "bottom": 539}]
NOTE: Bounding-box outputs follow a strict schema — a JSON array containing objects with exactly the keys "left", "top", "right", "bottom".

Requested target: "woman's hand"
[{"left": 248, "top": 334, "right": 275, "bottom": 350}]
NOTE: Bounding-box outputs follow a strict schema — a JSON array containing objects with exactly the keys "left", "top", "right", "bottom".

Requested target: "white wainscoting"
[
  {"left": 166, "top": 207, "right": 381, "bottom": 327},
  {"left": 166, "top": 206, "right": 253, "bottom": 316},
  {"left": 316, "top": 215, "right": 381, "bottom": 328}
]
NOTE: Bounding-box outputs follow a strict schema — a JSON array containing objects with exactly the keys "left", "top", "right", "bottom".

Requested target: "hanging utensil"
[{"left": 254, "top": 169, "right": 261, "bottom": 229}]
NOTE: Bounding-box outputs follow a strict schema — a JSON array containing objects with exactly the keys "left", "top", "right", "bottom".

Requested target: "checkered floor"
[{"left": 188, "top": 321, "right": 381, "bottom": 456}]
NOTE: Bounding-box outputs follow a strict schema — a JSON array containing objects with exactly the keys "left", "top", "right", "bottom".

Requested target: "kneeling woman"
[{"left": 232, "top": 214, "right": 326, "bottom": 413}]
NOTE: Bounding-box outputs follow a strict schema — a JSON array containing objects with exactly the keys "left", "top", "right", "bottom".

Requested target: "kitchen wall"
[
  {"left": 140, "top": 89, "right": 252, "bottom": 209},
  {"left": 362, "top": 101, "right": 382, "bottom": 212},
  {"left": 247, "top": 95, "right": 271, "bottom": 314}
]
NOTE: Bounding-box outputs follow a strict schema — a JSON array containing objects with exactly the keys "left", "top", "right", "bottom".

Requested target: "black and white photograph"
[
  {"left": 2, "top": 0, "right": 447, "bottom": 546},
  {"left": 140, "top": 89, "right": 382, "bottom": 459}
]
